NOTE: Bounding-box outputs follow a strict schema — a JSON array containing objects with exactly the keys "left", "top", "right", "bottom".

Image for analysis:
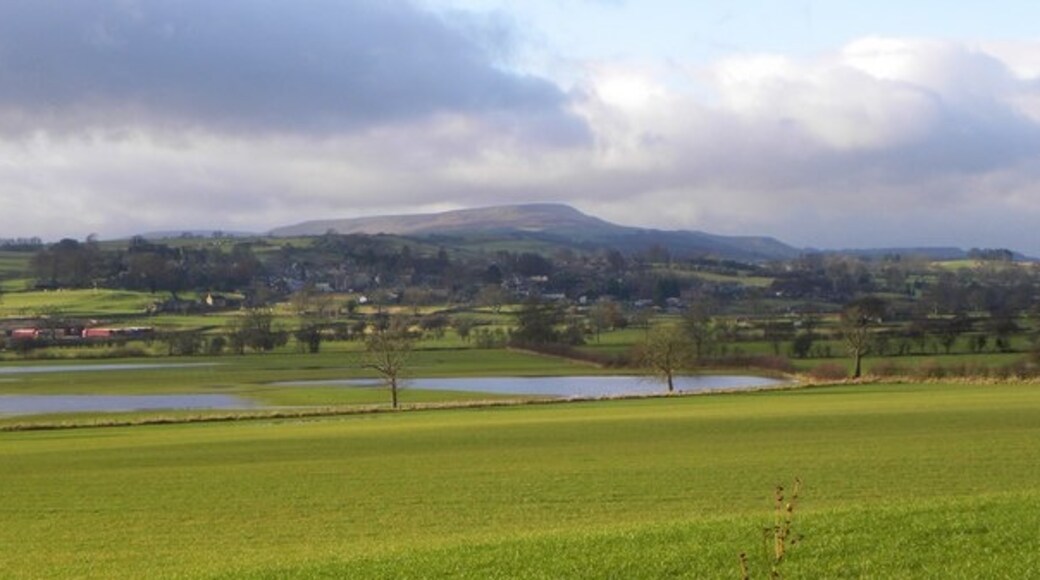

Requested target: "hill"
[
  {"left": 269, "top": 203, "right": 800, "bottom": 262},
  {"left": 270, "top": 204, "right": 622, "bottom": 237}
]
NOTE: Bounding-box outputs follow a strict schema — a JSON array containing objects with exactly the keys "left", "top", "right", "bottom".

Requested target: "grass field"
[
  {"left": 0, "top": 288, "right": 159, "bottom": 317},
  {"left": 0, "top": 251, "right": 31, "bottom": 278},
  {"left": 1, "top": 381, "right": 1039, "bottom": 577}
]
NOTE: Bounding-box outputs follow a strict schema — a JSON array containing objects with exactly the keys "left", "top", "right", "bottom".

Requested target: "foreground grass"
[
  {"left": 269, "top": 494, "right": 1040, "bottom": 579},
  {"left": 1, "top": 382, "right": 1039, "bottom": 577}
]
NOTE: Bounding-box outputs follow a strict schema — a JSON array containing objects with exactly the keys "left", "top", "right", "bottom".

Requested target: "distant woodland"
[
  {"left": 3, "top": 230, "right": 1040, "bottom": 378},
  {"left": 16, "top": 232, "right": 1028, "bottom": 313}
]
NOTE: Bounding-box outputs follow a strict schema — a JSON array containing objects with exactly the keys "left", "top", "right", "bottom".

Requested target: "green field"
[
  {"left": 0, "top": 251, "right": 31, "bottom": 278},
  {"left": 0, "top": 288, "right": 160, "bottom": 317},
  {"left": 2, "top": 382, "right": 1039, "bottom": 578}
]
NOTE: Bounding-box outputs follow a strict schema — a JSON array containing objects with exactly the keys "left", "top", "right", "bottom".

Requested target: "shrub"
[
  {"left": 99, "top": 346, "right": 148, "bottom": 359},
  {"left": 473, "top": 328, "right": 508, "bottom": 349},
  {"left": 713, "top": 354, "right": 795, "bottom": 374},
  {"left": 515, "top": 341, "right": 629, "bottom": 367},
  {"left": 207, "top": 336, "right": 227, "bottom": 356},
  {"left": 995, "top": 359, "right": 1033, "bottom": 379},
  {"left": 870, "top": 360, "right": 906, "bottom": 377},
  {"left": 807, "top": 362, "right": 848, "bottom": 381},
  {"left": 912, "top": 360, "right": 946, "bottom": 380}
]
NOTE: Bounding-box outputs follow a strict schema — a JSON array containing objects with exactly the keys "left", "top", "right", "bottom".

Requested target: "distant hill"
[
  {"left": 270, "top": 204, "right": 615, "bottom": 237},
  {"left": 126, "top": 204, "right": 1028, "bottom": 264},
  {"left": 269, "top": 203, "right": 801, "bottom": 262}
]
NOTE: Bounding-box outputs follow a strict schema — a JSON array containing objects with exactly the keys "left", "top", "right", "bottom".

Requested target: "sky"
[{"left": 3, "top": 1, "right": 1040, "bottom": 253}]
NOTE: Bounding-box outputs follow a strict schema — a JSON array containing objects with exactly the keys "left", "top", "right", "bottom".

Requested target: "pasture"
[
  {"left": 0, "top": 288, "right": 159, "bottom": 317},
  {"left": 1, "top": 381, "right": 1039, "bottom": 578},
  {"left": 0, "top": 250, "right": 31, "bottom": 279}
]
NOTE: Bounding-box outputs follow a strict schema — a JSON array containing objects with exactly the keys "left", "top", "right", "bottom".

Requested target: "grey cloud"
[
  {"left": 7, "top": 31, "right": 1040, "bottom": 255},
  {"left": 0, "top": 0, "right": 585, "bottom": 140},
  {"left": 529, "top": 41, "right": 1040, "bottom": 251}
]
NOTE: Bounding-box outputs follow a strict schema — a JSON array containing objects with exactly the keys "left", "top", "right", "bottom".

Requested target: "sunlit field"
[{"left": 2, "top": 382, "right": 1038, "bottom": 578}]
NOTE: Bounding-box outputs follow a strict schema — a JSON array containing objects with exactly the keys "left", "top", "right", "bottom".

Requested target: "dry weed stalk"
[
  {"left": 768, "top": 477, "right": 801, "bottom": 578},
  {"left": 739, "top": 477, "right": 802, "bottom": 580},
  {"left": 738, "top": 551, "right": 751, "bottom": 580}
]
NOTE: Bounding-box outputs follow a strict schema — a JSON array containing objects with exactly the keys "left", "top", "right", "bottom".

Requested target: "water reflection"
[{"left": 0, "top": 373, "right": 786, "bottom": 417}]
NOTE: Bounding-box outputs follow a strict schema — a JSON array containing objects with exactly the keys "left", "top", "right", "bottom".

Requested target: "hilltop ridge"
[
  {"left": 270, "top": 203, "right": 612, "bottom": 236},
  {"left": 269, "top": 203, "right": 800, "bottom": 262}
]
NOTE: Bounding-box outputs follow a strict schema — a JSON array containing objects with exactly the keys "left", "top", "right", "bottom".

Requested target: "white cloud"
[{"left": 528, "top": 37, "right": 1040, "bottom": 255}]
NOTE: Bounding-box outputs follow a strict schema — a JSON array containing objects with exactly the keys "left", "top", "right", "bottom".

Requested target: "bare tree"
[
  {"left": 839, "top": 297, "right": 887, "bottom": 379},
  {"left": 360, "top": 320, "right": 414, "bottom": 409},
  {"left": 633, "top": 324, "right": 695, "bottom": 393},
  {"left": 453, "top": 317, "right": 475, "bottom": 342},
  {"left": 231, "top": 308, "right": 287, "bottom": 353},
  {"left": 290, "top": 283, "right": 336, "bottom": 317},
  {"left": 589, "top": 298, "right": 624, "bottom": 343},
  {"left": 682, "top": 299, "right": 717, "bottom": 361},
  {"left": 476, "top": 284, "right": 509, "bottom": 314}
]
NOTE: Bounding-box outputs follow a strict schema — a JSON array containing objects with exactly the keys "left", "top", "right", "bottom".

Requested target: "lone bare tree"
[
  {"left": 682, "top": 299, "right": 717, "bottom": 361},
  {"left": 839, "top": 297, "right": 887, "bottom": 379},
  {"left": 360, "top": 320, "right": 414, "bottom": 409},
  {"left": 634, "top": 324, "right": 695, "bottom": 393}
]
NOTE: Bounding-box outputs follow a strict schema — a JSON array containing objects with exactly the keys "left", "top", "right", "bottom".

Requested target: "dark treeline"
[
  {"left": 30, "top": 236, "right": 262, "bottom": 294},
  {"left": 12, "top": 233, "right": 1040, "bottom": 379},
  {"left": 25, "top": 235, "right": 1038, "bottom": 319},
  {"left": 0, "top": 237, "right": 43, "bottom": 250},
  {"left": 26, "top": 234, "right": 753, "bottom": 307}
]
